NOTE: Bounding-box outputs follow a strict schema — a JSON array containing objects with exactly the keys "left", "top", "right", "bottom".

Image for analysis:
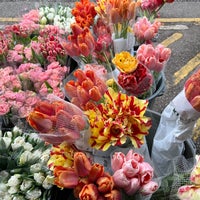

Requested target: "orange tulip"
[
  {"left": 97, "top": 175, "right": 114, "bottom": 193},
  {"left": 185, "top": 69, "right": 200, "bottom": 112},
  {"left": 74, "top": 152, "right": 92, "bottom": 177},
  {"left": 27, "top": 111, "right": 55, "bottom": 133},
  {"left": 79, "top": 183, "right": 99, "bottom": 200},
  {"left": 58, "top": 168, "right": 79, "bottom": 188},
  {"left": 104, "top": 189, "right": 122, "bottom": 200},
  {"left": 89, "top": 86, "right": 103, "bottom": 102},
  {"left": 88, "top": 163, "right": 104, "bottom": 182}
]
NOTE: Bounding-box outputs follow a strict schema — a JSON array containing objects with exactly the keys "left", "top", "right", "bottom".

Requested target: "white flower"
[
  {"left": 32, "top": 149, "right": 43, "bottom": 160},
  {"left": 7, "top": 174, "right": 21, "bottom": 187},
  {"left": 4, "top": 131, "right": 13, "bottom": 138},
  {"left": 49, "top": 7, "right": 55, "bottom": 13},
  {"left": 46, "top": 13, "right": 54, "bottom": 21},
  {"left": 12, "top": 126, "right": 22, "bottom": 135},
  {"left": 28, "top": 132, "right": 40, "bottom": 142},
  {"left": 7, "top": 186, "right": 18, "bottom": 194},
  {"left": 23, "top": 142, "right": 33, "bottom": 151},
  {"left": 40, "top": 16, "right": 47, "bottom": 25},
  {"left": 20, "top": 179, "right": 33, "bottom": 192},
  {"left": 0, "top": 130, "right": 2, "bottom": 137},
  {"left": 0, "top": 183, "right": 7, "bottom": 192},
  {"left": 11, "top": 136, "right": 25, "bottom": 150},
  {"left": 2, "top": 137, "right": 11, "bottom": 148},
  {"left": 26, "top": 188, "right": 42, "bottom": 200},
  {"left": 3, "top": 194, "right": 12, "bottom": 200},
  {"left": 42, "top": 175, "right": 54, "bottom": 189},
  {"left": 33, "top": 172, "right": 45, "bottom": 185},
  {"left": 40, "top": 153, "right": 50, "bottom": 164},
  {"left": 13, "top": 195, "right": 24, "bottom": 200},
  {"left": 30, "top": 163, "right": 42, "bottom": 173},
  {"left": 44, "top": 7, "right": 50, "bottom": 14},
  {"left": 19, "top": 150, "right": 33, "bottom": 165}
]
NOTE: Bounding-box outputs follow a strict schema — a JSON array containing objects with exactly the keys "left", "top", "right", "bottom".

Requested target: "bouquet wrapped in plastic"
[
  {"left": 27, "top": 95, "right": 88, "bottom": 145},
  {"left": 151, "top": 68, "right": 200, "bottom": 178}
]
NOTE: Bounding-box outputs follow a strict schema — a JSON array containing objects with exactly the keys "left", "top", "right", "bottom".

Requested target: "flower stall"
[{"left": 1, "top": 0, "right": 199, "bottom": 199}]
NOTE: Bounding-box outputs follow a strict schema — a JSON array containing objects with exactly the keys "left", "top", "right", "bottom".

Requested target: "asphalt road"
[{"left": 0, "top": 0, "right": 199, "bottom": 114}]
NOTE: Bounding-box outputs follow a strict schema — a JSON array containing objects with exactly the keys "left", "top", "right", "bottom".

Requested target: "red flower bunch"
[
  {"left": 38, "top": 25, "right": 67, "bottom": 65},
  {"left": 118, "top": 63, "right": 153, "bottom": 97},
  {"left": 72, "top": 0, "right": 97, "bottom": 28}
]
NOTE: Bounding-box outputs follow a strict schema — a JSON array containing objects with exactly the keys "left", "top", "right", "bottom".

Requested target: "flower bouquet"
[
  {"left": 0, "top": 126, "right": 53, "bottom": 200},
  {"left": 95, "top": 0, "right": 139, "bottom": 53},
  {"left": 111, "top": 51, "right": 155, "bottom": 99}
]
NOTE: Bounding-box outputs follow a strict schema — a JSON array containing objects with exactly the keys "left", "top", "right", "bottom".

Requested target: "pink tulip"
[
  {"left": 124, "top": 177, "right": 140, "bottom": 195},
  {"left": 122, "top": 159, "right": 140, "bottom": 178},
  {"left": 139, "top": 181, "right": 159, "bottom": 195},
  {"left": 111, "top": 152, "right": 126, "bottom": 172},
  {"left": 126, "top": 150, "right": 144, "bottom": 163},
  {"left": 136, "top": 43, "right": 171, "bottom": 72},
  {"left": 139, "top": 162, "right": 154, "bottom": 184},
  {"left": 113, "top": 169, "right": 131, "bottom": 188}
]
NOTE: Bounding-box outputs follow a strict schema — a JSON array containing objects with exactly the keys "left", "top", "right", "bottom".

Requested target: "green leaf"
[{"left": 0, "top": 138, "right": 8, "bottom": 153}]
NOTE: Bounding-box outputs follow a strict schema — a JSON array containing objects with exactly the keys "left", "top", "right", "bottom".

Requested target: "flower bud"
[{"left": 74, "top": 152, "right": 92, "bottom": 177}]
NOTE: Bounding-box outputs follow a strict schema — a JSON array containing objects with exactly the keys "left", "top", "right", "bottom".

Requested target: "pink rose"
[
  {"left": 111, "top": 152, "right": 126, "bottom": 172},
  {"left": 113, "top": 169, "right": 131, "bottom": 188},
  {"left": 122, "top": 159, "right": 139, "bottom": 178},
  {"left": 140, "top": 181, "right": 159, "bottom": 195}
]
